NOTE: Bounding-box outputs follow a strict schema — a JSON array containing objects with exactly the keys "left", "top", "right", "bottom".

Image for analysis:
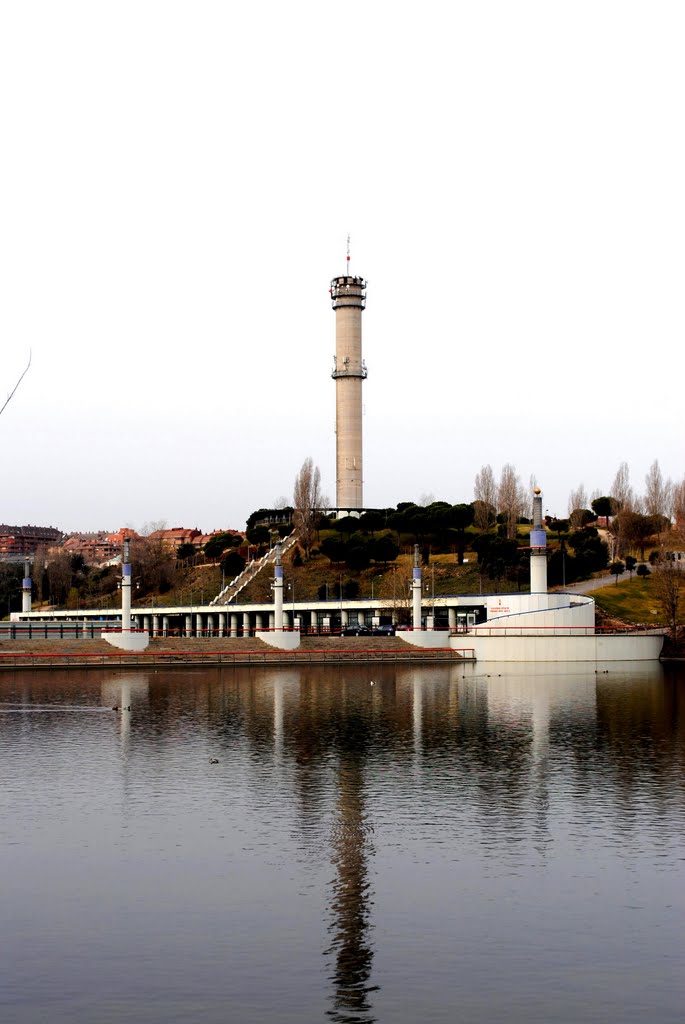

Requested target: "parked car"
[
  {"left": 341, "top": 625, "right": 371, "bottom": 637},
  {"left": 371, "top": 624, "right": 395, "bottom": 636}
]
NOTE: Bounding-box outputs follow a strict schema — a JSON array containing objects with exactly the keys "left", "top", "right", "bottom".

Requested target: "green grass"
[{"left": 592, "top": 575, "right": 677, "bottom": 626}]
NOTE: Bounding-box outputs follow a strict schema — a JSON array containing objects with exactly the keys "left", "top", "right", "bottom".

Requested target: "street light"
[
  {"left": 425, "top": 566, "right": 435, "bottom": 626},
  {"left": 287, "top": 582, "right": 296, "bottom": 631}
]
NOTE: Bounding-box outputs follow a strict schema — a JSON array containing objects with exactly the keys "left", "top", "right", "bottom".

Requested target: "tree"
[
  {"left": 568, "top": 527, "right": 609, "bottom": 576},
  {"left": 378, "top": 567, "right": 410, "bottom": 624},
  {"left": 320, "top": 537, "right": 347, "bottom": 564},
  {"left": 246, "top": 524, "right": 270, "bottom": 546},
  {"left": 569, "top": 507, "right": 595, "bottom": 530},
  {"left": 611, "top": 462, "right": 634, "bottom": 513},
  {"left": 610, "top": 510, "right": 658, "bottom": 560},
  {"left": 176, "top": 542, "right": 197, "bottom": 562},
  {"left": 204, "top": 532, "right": 237, "bottom": 560},
  {"left": 0, "top": 562, "right": 25, "bottom": 617},
  {"left": 644, "top": 459, "right": 673, "bottom": 525},
  {"left": 652, "top": 553, "right": 682, "bottom": 638},
  {"left": 46, "top": 552, "right": 73, "bottom": 606},
  {"left": 293, "top": 457, "right": 323, "bottom": 560},
  {"left": 369, "top": 534, "right": 399, "bottom": 565},
  {"left": 568, "top": 483, "right": 588, "bottom": 526},
  {"left": 672, "top": 477, "right": 685, "bottom": 544},
  {"left": 472, "top": 534, "right": 520, "bottom": 581},
  {"left": 636, "top": 563, "right": 650, "bottom": 579},
  {"left": 132, "top": 536, "right": 177, "bottom": 595},
  {"left": 359, "top": 510, "right": 384, "bottom": 536},
  {"left": 473, "top": 465, "right": 497, "bottom": 531},
  {"left": 345, "top": 541, "right": 371, "bottom": 571},
  {"left": 221, "top": 550, "right": 245, "bottom": 579},
  {"left": 591, "top": 496, "right": 613, "bottom": 519},
  {"left": 609, "top": 560, "right": 625, "bottom": 585},
  {"left": 497, "top": 464, "right": 524, "bottom": 540},
  {"left": 625, "top": 555, "right": 637, "bottom": 579},
  {"left": 449, "top": 503, "right": 475, "bottom": 564}
]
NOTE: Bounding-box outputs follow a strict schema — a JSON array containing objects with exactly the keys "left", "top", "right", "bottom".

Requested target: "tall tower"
[
  {"left": 529, "top": 487, "right": 548, "bottom": 594},
  {"left": 331, "top": 267, "right": 366, "bottom": 510}
]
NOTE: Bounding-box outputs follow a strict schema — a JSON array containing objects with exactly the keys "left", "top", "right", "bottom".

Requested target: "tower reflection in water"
[
  {"left": 99, "top": 660, "right": 675, "bottom": 1023},
  {"left": 325, "top": 742, "right": 377, "bottom": 1022}
]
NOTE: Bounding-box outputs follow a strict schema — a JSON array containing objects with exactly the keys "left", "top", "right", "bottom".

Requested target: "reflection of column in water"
[
  {"left": 101, "top": 674, "right": 150, "bottom": 750},
  {"left": 484, "top": 666, "right": 599, "bottom": 849},
  {"left": 412, "top": 674, "right": 423, "bottom": 759},
  {"left": 326, "top": 753, "right": 377, "bottom": 1023},
  {"left": 273, "top": 676, "right": 284, "bottom": 759}
]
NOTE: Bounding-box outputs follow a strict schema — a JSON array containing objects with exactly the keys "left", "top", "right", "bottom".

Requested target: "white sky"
[{"left": 1, "top": 1, "right": 683, "bottom": 533}]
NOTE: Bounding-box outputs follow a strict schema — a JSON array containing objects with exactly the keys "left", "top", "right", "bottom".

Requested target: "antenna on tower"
[{"left": 346, "top": 233, "right": 351, "bottom": 275}]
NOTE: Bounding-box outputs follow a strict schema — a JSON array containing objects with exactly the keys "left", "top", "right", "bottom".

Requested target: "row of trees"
[{"left": 567, "top": 460, "right": 684, "bottom": 527}]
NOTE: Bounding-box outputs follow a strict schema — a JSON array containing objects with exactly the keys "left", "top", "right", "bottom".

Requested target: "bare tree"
[
  {"left": 653, "top": 551, "right": 682, "bottom": 639},
  {"left": 293, "top": 457, "right": 323, "bottom": 560},
  {"left": 644, "top": 459, "right": 673, "bottom": 521},
  {"left": 568, "top": 483, "right": 588, "bottom": 529},
  {"left": 672, "top": 476, "right": 685, "bottom": 545},
  {"left": 611, "top": 461, "right": 634, "bottom": 513},
  {"left": 131, "top": 535, "right": 177, "bottom": 595},
  {"left": 378, "top": 566, "right": 411, "bottom": 625},
  {"left": 140, "top": 519, "right": 167, "bottom": 537},
  {"left": 497, "top": 464, "right": 523, "bottom": 540},
  {"left": 473, "top": 464, "right": 497, "bottom": 531}
]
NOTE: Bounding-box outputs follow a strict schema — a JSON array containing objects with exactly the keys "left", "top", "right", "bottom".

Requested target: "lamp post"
[{"left": 424, "top": 566, "right": 435, "bottom": 628}]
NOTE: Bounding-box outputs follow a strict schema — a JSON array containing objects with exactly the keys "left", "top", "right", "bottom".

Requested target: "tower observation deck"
[{"left": 331, "top": 275, "right": 367, "bottom": 509}]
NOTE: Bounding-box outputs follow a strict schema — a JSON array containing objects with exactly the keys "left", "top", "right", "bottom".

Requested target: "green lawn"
[{"left": 592, "top": 575, "right": 675, "bottom": 626}]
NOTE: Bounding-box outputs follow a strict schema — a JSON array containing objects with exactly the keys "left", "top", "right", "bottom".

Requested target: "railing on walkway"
[
  {"left": 210, "top": 532, "right": 298, "bottom": 606},
  {"left": 0, "top": 645, "right": 468, "bottom": 669}
]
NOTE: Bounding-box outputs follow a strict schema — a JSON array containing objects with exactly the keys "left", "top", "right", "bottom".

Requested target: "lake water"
[{"left": 1, "top": 662, "right": 683, "bottom": 1023}]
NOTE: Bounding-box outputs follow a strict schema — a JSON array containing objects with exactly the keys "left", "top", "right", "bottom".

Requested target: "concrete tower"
[
  {"left": 331, "top": 267, "right": 366, "bottom": 510},
  {"left": 529, "top": 487, "right": 548, "bottom": 594}
]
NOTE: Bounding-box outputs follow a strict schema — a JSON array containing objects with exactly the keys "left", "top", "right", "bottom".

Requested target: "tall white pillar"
[
  {"left": 273, "top": 543, "right": 284, "bottom": 631},
  {"left": 22, "top": 559, "right": 32, "bottom": 614},
  {"left": 530, "top": 487, "right": 548, "bottom": 594},
  {"left": 121, "top": 539, "right": 132, "bottom": 632},
  {"left": 230, "top": 614, "right": 239, "bottom": 637},
  {"left": 412, "top": 544, "right": 422, "bottom": 631},
  {"left": 243, "top": 612, "right": 250, "bottom": 636}
]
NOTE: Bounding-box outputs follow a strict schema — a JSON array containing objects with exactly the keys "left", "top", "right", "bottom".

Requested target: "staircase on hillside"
[{"left": 210, "top": 532, "right": 298, "bottom": 606}]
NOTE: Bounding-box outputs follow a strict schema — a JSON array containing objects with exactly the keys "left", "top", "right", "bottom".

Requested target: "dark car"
[
  {"left": 341, "top": 625, "right": 371, "bottom": 637},
  {"left": 371, "top": 624, "right": 395, "bottom": 636}
]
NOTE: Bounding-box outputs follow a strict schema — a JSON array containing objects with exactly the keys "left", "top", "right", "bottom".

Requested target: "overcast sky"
[{"left": 1, "top": 1, "right": 683, "bottom": 534}]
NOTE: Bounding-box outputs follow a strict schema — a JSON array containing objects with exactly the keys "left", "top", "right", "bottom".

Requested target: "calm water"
[{"left": 1, "top": 662, "right": 683, "bottom": 1023}]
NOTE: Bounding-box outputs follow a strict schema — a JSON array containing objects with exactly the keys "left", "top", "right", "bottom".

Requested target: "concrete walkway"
[
  {"left": 557, "top": 565, "right": 652, "bottom": 595},
  {"left": 0, "top": 635, "right": 461, "bottom": 670}
]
